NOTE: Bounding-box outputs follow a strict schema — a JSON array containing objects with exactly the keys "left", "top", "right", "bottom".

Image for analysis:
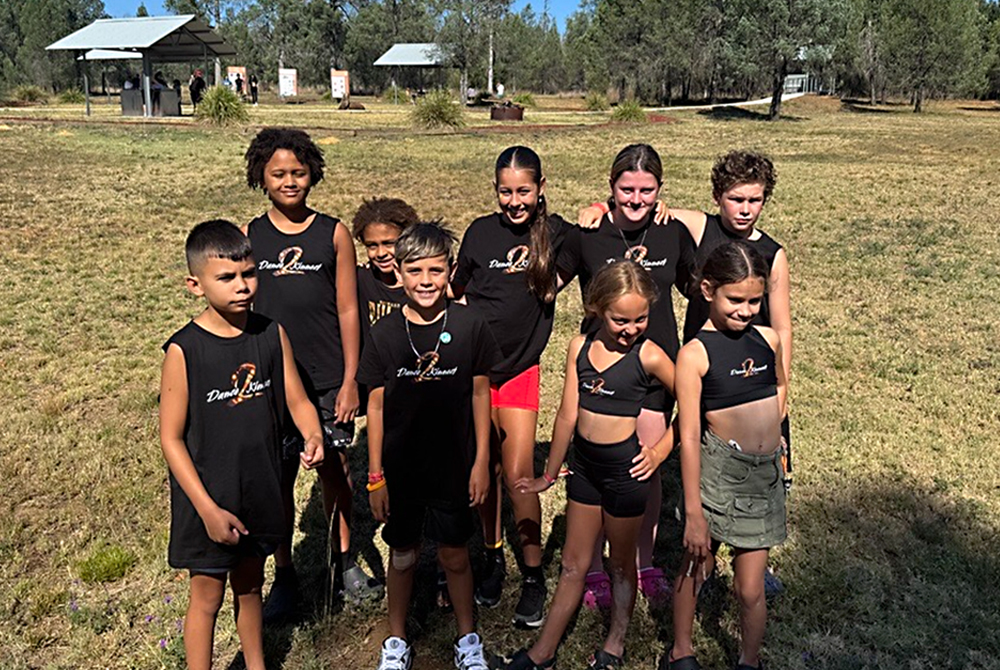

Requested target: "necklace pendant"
[{"left": 440, "top": 331, "right": 452, "bottom": 344}]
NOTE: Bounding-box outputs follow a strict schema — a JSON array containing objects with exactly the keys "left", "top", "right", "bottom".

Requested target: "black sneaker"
[
  {"left": 475, "top": 553, "right": 506, "bottom": 608},
  {"left": 512, "top": 575, "right": 546, "bottom": 628},
  {"left": 262, "top": 570, "right": 299, "bottom": 624}
]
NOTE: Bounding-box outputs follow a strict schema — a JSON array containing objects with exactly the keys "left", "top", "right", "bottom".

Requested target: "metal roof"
[
  {"left": 47, "top": 15, "right": 236, "bottom": 61},
  {"left": 374, "top": 43, "right": 447, "bottom": 67},
  {"left": 77, "top": 49, "right": 142, "bottom": 61}
]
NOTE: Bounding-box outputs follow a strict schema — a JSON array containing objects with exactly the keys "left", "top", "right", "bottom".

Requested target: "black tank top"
[
  {"left": 695, "top": 326, "right": 777, "bottom": 412},
  {"left": 163, "top": 314, "right": 286, "bottom": 569},
  {"left": 683, "top": 215, "right": 783, "bottom": 343},
  {"left": 248, "top": 213, "right": 343, "bottom": 391},
  {"left": 576, "top": 333, "right": 651, "bottom": 418}
]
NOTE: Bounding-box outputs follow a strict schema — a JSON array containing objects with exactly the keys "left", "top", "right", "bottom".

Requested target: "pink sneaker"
[
  {"left": 638, "top": 567, "right": 672, "bottom": 608},
  {"left": 583, "top": 571, "right": 612, "bottom": 610}
]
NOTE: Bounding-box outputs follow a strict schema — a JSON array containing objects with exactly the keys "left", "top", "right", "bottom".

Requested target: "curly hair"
[
  {"left": 245, "top": 127, "right": 325, "bottom": 190},
  {"left": 711, "top": 150, "right": 777, "bottom": 202},
  {"left": 352, "top": 197, "right": 420, "bottom": 241}
]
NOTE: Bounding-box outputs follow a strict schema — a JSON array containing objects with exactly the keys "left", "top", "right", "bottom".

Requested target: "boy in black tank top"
[
  {"left": 160, "top": 221, "right": 324, "bottom": 670},
  {"left": 243, "top": 128, "right": 378, "bottom": 618},
  {"left": 671, "top": 150, "right": 792, "bottom": 596},
  {"left": 359, "top": 223, "right": 500, "bottom": 670}
]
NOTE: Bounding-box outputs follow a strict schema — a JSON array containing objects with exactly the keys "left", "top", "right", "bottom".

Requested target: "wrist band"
[
  {"left": 542, "top": 472, "right": 556, "bottom": 487},
  {"left": 367, "top": 471, "right": 384, "bottom": 484},
  {"left": 591, "top": 201, "right": 610, "bottom": 214},
  {"left": 366, "top": 479, "right": 386, "bottom": 492}
]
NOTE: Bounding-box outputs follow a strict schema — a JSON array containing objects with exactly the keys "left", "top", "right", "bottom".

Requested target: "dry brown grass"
[{"left": 2, "top": 96, "right": 999, "bottom": 669}]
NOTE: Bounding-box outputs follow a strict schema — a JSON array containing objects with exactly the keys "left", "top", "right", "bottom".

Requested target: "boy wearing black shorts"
[
  {"left": 160, "top": 220, "right": 324, "bottom": 670},
  {"left": 359, "top": 223, "right": 500, "bottom": 670}
]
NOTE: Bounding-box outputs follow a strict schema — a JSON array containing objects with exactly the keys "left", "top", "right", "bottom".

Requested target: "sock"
[
  {"left": 523, "top": 564, "right": 543, "bottom": 581},
  {"left": 274, "top": 565, "right": 297, "bottom": 584},
  {"left": 340, "top": 553, "right": 357, "bottom": 573},
  {"left": 486, "top": 545, "right": 504, "bottom": 564}
]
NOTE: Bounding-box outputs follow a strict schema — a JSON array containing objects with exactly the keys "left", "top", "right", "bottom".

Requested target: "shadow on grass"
[
  {"left": 695, "top": 106, "right": 804, "bottom": 122},
  {"left": 649, "top": 471, "right": 1000, "bottom": 668},
  {"left": 840, "top": 100, "right": 897, "bottom": 114},
  {"left": 958, "top": 105, "right": 1000, "bottom": 113}
]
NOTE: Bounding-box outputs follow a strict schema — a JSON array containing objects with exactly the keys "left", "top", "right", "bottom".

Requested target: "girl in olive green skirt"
[{"left": 669, "top": 240, "right": 788, "bottom": 670}]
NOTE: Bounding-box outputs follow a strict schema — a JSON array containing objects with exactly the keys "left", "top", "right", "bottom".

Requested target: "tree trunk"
[
  {"left": 768, "top": 57, "right": 787, "bottom": 121},
  {"left": 913, "top": 86, "right": 923, "bottom": 113},
  {"left": 487, "top": 29, "right": 494, "bottom": 96},
  {"left": 460, "top": 69, "right": 469, "bottom": 104}
]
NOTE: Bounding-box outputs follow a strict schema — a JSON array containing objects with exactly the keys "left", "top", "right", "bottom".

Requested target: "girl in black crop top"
[
  {"left": 670, "top": 241, "right": 787, "bottom": 670},
  {"left": 496, "top": 262, "right": 676, "bottom": 670}
]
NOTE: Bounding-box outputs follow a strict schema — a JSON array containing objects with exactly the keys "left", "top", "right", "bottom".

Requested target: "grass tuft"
[
  {"left": 511, "top": 92, "right": 536, "bottom": 108},
  {"left": 610, "top": 98, "right": 647, "bottom": 123},
  {"left": 585, "top": 91, "right": 610, "bottom": 111},
  {"left": 76, "top": 544, "right": 136, "bottom": 583},
  {"left": 58, "top": 89, "right": 86, "bottom": 104},
  {"left": 411, "top": 89, "right": 465, "bottom": 129},
  {"left": 12, "top": 85, "right": 49, "bottom": 104},
  {"left": 195, "top": 86, "right": 249, "bottom": 126}
]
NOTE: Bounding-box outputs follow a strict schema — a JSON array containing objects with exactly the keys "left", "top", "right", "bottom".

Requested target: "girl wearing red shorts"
[{"left": 451, "top": 146, "right": 571, "bottom": 628}]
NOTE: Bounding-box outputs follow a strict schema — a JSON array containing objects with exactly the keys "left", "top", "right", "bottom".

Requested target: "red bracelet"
[
  {"left": 368, "top": 471, "right": 384, "bottom": 484},
  {"left": 542, "top": 472, "right": 556, "bottom": 487},
  {"left": 590, "top": 201, "right": 610, "bottom": 215}
]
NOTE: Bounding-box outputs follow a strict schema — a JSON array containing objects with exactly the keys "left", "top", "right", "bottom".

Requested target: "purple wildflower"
[
  {"left": 144, "top": 614, "right": 154, "bottom": 623},
  {"left": 69, "top": 599, "right": 79, "bottom": 612},
  {"left": 164, "top": 595, "right": 173, "bottom": 604},
  {"left": 159, "top": 638, "right": 167, "bottom": 649}
]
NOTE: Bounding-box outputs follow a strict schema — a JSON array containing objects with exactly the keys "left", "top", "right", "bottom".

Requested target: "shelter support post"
[
  {"left": 81, "top": 51, "right": 91, "bottom": 116},
  {"left": 142, "top": 52, "right": 153, "bottom": 117}
]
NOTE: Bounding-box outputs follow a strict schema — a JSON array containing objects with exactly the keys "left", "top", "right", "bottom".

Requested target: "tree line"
[{"left": 3, "top": 0, "right": 1000, "bottom": 115}]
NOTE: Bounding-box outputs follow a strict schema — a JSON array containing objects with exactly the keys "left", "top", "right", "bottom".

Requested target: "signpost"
[
  {"left": 330, "top": 69, "right": 349, "bottom": 101},
  {"left": 278, "top": 68, "right": 297, "bottom": 98}
]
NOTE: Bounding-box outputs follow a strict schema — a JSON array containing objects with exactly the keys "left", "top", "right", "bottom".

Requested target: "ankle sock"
[{"left": 523, "top": 564, "right": 543, "bottom": 581}]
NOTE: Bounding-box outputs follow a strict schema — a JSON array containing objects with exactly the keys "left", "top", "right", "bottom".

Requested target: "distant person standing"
[
  {"left": 189, "top": 69, "right": 206, "bottom": 109},
  {"left": 250, "top": 74, "right": 259, "bottom": 106},
  {"left": 235, "top": 73, "right": 244, "bottom": 96},
  {"left": 496, "top": 82, "right": 505, "bottom": 99}
]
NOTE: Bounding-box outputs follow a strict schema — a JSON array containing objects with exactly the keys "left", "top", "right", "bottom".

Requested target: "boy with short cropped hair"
[
  {"left": 160, "top": 220, "right": 324, "bottom": 670},
  {"left": 358, "top": 222, "right": 500, "bottom": 670}
]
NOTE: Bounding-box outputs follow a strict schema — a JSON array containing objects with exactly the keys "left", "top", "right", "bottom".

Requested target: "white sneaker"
[
  {"left": 378, "top": 636, "right": 413, "bottom": 670},
  {"left": 454, "top": 632, "right": 489, "bottom": 670}
]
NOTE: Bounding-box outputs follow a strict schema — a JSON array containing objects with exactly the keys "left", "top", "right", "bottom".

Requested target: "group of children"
[{"left": 159, "top": 129, "right": 792, "bottom": 670}]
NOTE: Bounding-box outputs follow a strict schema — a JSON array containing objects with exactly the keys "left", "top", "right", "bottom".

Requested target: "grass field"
[{"left": 2, "top": 94, "right": 1000, "bottom": 670}]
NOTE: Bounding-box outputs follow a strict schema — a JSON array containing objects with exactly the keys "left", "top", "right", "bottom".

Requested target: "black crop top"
[
  {"left": 576, "top": 333, "right": 651, "bottom": 418},
  {"left": 695, "top": 326, "right": 777, "bottom": 412}
]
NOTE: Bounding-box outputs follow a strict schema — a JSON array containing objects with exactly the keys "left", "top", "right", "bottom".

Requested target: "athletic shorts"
[
  {"left": 282, "top": 386, "right": 356, "bottom": 459},
  {"left": 567, "top": 432, "right": 649, "bottom": 518},
  {"left": 698, "top": 431, "right": 786, "bottom": 550},
  {"left": 188, "top": 537, "right": 278, "bottom": 575},
  {"left": 490, "top": 365, "right": 540, "bottom": 412},
  {"left": 381, "top": 499, "right": 475, "bottom": 549}
]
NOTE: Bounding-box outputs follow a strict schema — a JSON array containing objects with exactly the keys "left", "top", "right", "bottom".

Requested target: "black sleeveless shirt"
[
  {"left": 576, "top": 333, "right": 651, "bottom": 418},
  {"left": 695, "top": 326, "right": 777, "bottom": 413},
  {"left": 247, "top": 213, "right": 344, "bottom": 391},
  {"left": 163, "top": 314, "right": 286, "bottom": 570},
  {"left": 683, "top": 215, "right": 783, "bottom": 343}
]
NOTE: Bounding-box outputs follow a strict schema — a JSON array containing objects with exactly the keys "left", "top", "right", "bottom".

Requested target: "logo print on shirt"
[
  {"left": 581, "top": 377, "right": 616, "bottom": 397},
  {"left": 624, "top": 245, "right": 648, "bottom": 264},
  {"left": 731, "top": 358, "right": 769, "bottom": 378},
  {"left": 488, "top": 244, "right": 529, "bottom": 273},
  {"left": 368, "top": 299, "right": 400, "bottom": 326},
  {"left": 415, "top": 351, "right": 440, "bottom": 382},
  {"left": 258, "top": 246, "right": 324, "bottom": 276},
  {"left": 205, "top": 362, "right": 273, "bottom": 405}
]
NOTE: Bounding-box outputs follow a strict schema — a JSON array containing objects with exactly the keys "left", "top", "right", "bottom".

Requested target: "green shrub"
[
  {"left": 58, "top": 89, "right": 86, "bottom": 104},
  {"left": 412, "top": 89, "right": 465, "bottom": 129},
  {"left": 77, "top": 544, "right": 136, "bottom": 583},
  {"left": 196, "top": 85, "right": 249, "bottom": 126},
  {"left": 512, "top": 92, "right": 536, "bottom": 108},
  {"left": 585, "top": 91, "right": 609, "bottom": 111},
  {"left": 12, "top": 85, "right": 49, "bottom": 104},
  {"left": 611, "top": 98, "right": 647, "bottom": 123}
]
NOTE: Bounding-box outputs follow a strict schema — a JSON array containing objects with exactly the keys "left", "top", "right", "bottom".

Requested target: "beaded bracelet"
[{"left": 367, "top": 471, "right": 384, "bottom": 484}]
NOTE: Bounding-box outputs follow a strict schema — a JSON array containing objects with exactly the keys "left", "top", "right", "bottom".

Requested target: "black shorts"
[
  {"left": 282, "top": 386, "right": 356, "bottom": 459},
  {"left": 781, "top": 415, "right": 792, "bottom": 472},
  {"left": 567, "top": 432, "right": 650, "bottom": 518},
  {"left": 381, "top": 499, "right": 475, "bottom": 548}
]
